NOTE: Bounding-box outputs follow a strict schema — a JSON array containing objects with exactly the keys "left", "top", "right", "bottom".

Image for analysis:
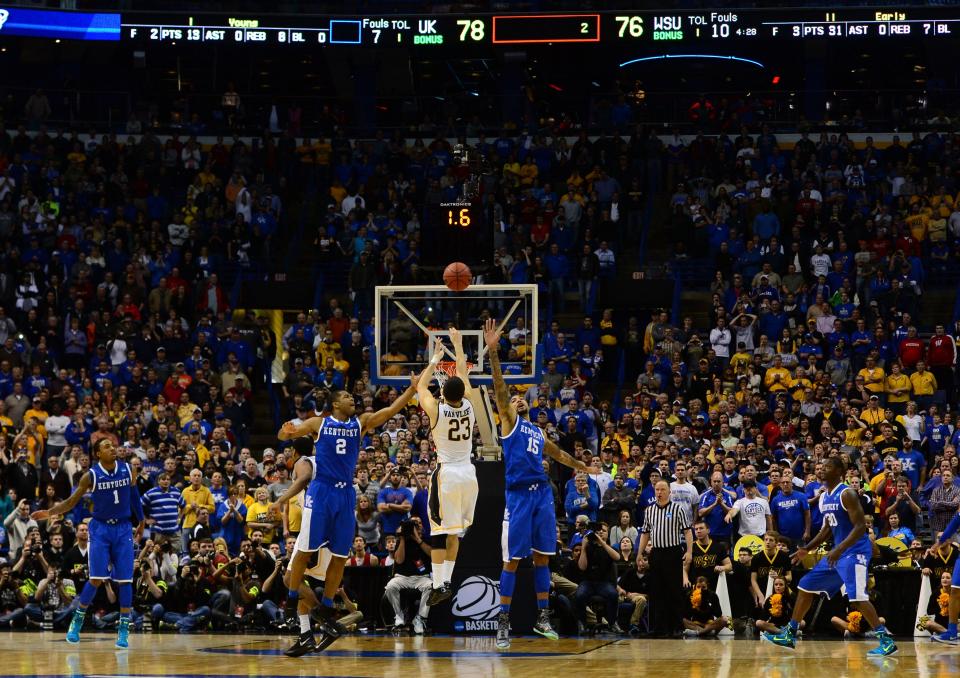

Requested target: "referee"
[{"left": 637, "top": 480, "right": 692, "bottom": 637}]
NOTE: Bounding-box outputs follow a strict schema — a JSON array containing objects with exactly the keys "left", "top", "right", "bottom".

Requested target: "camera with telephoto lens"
[
  {"left": 400, "top": 519, "right": 417, "bottom": 538},
  {"left": 31, "top": 543, "right": 42, "bottom": 555}
]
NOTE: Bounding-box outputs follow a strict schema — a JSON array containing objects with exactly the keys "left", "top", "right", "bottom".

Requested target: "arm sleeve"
[{"left": 130, "top": 482, "right": 145, "bottom": 523}]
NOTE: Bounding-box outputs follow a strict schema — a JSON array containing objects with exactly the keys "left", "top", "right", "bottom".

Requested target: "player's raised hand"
[
  {"left": 790, "top": 546, "right": 809, "bottom": 565},
  {"left": 280, "top": 421, "right": 297, "bottom": 436},
  {"left": 449, "top": 326, "right": 462, "bottom": 347},
  {"left": 483, "top": 318, "right": 501, "bottom": 349}
]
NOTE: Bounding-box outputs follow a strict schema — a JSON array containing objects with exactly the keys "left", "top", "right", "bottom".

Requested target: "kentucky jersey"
[
  {"left": 500, "top": 414, "right": 556, "bottom": 560},
  {"left": 501, "top": 415, "right": 548, "bottom": 489},
  {"left": 798, "top": 481, "right": 872, "bottom": 602},
  {"left": 88, "top": 462, "right": 136, "bottom": 582},
  {"left": 313, "top": 415, "right": 362, "bottom": 486},
  {"left": 90, "top": 462, "right": 134, "bottom": 522},
  {"left": 819, "top": 482, "right": 871, "bottom": 554},
  {"left": 299, "top": 417, "right": 360, "bottom": 556}
]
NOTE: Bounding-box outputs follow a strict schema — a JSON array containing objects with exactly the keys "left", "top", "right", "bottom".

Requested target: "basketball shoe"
[
  {"left": 761, "top": 626, "right": 796, "bottom": 650},
  {"left": 866, "top": 633, "right": 898, "bottom": 657},
  {"left": 496, "top": 612, "right": 511, "bottom": 649},
  {"left": 533, "top": 610, "right": 558, "bottom": 641}
]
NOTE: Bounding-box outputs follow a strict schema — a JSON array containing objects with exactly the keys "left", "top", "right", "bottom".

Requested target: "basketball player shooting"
[
  {"left": 761, "top": 456, "right": 897, "bottom": 656},
  {"left": 483, "top": 318, "right": 592, "bottom": 649},
  {"left": 270, "top": 375, "right": 419, "bottom": 657},
  {"left": 416, "top": 327, "right": 481, "bottom": 607}
]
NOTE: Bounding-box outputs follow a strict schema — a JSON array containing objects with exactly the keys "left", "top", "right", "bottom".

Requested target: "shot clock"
[
  {"left": 445, "top": 203, "right": 473, "bottom": 229},
  {"left": 419, "top": 201, "right": 488, "bottom": 268}
]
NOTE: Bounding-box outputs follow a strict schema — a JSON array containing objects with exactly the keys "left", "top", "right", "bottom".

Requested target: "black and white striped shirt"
[{"left": 641, "top": 500, "right": 692, "bottom": 548}]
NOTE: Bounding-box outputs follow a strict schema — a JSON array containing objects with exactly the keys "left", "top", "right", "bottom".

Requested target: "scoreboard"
[{"left": 0, "top": 6, "right": 959, "bottom": 46}]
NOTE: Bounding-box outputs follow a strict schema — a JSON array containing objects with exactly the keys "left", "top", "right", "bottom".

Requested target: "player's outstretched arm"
[
  {"left": 418, "top": 344, "right": 442, "bottom": 425},
  {"left": 360, "top": 372, "right": 420, "bottom": 435},
  {"left": 543, "top": 437, "right": 589, "bottom": 473},
  {"left": 450, "top": 326, "right": 483, "bottom": 409},
  {"left": 31, "top": 472, "right": 93, "bottom": 521},
  {"left": 483, "top": 318, "right": 515, "bottom": 433},
  {"left": 268, "top": 457, "right": 314, "bottom": 513},
  {"left": 278, "top": 417, "right": 324, "bottom": 441}
]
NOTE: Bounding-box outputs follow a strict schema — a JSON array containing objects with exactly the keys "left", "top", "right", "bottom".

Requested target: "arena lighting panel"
[{"left": 491, "top": 14, "right": 601, "bottom": 44}]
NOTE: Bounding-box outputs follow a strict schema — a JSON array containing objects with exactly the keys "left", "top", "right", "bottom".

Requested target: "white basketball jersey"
[{"left": 434, "top": 399, "right": 476, "bottom": 464}]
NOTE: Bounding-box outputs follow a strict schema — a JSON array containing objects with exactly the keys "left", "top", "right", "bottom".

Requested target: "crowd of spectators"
[{"left": 0, "top": 115, "right": 958, "bottom": 638}]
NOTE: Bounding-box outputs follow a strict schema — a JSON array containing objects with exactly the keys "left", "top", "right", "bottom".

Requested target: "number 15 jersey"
[{"left": 501, "top": 415, "right": 548, "bottom": 490}]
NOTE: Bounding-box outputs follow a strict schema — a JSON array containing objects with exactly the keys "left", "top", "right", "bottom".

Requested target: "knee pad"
[{"left": 431, "top": 535, "right": 448, "bottom": 549}]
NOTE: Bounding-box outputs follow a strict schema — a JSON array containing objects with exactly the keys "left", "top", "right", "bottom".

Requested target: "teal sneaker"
[
  {"left": 761, "top": 626, "right": 796, "bottom": 650},
  {"left": 866, "top": 633, "right": 897, "bottom": 657},
  {"left": 115, "top": 617, "right": 130, "bottom": 649},
  {"left": 66, "top": 609, "right": 85, "bottom": 644}
]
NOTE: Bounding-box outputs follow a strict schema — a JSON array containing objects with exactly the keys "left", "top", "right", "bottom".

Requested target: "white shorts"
[
  {"left": 428, "top": 462, "right": 479, "bottom": 536},
  {"left": 295, "top": 505, "right": 316, "bottom": 553}
]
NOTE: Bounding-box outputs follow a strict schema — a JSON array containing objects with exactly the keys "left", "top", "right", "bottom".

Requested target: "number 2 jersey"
[
  {"left": 501, "top": 415, "right": 548, "bottom": 490},
  {"left": 818, "top": 482, "right": 871, "bottom": 555},
  {"left": 312, "top": 415, "right": 362, "bottom": 487}
]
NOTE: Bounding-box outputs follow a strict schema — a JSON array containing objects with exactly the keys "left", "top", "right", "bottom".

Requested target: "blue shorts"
[
  {"left": 88, "top": 518, "right": 134, "bottom": 582},
  {"left": 297, "top": 481, "right": 356, "bottom": 557},
  {"left": 798, "top": 546, "right": 871, "bottom": 602},
  {"left": 952, "top": 555, "right": 960, "bottom": 588},
  {"left": 501, "top": 484, "right": 556, "bottom": 561}
]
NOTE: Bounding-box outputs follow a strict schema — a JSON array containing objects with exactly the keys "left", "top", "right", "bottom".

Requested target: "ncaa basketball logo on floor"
[{"left": 452, "top": 576, "right": 501, "bottom": 631}]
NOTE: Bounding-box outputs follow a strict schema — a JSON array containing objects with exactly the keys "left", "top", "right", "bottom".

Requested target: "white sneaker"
[
  {"left": 394, "top": 617, "right": 405, "bottom": 628},
  {"left": 412, "top": 616, "right": 426, "bottom": 635},
  {"left": 683, "top": 628, "right": 700, "bottom": 638}
]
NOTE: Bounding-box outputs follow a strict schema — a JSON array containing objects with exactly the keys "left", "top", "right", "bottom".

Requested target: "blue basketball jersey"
[
  {"left": 313, "top": 415, "right": 362, "bottom": 486},
  {"left": 501, "top": 415, "right": 548, "bottom": 489},
  {"left": 818, "top": 482, "right": 871, "bottom": 553},
  {"left": 89, "top": 462, "right": 134, "bottom": 522}
]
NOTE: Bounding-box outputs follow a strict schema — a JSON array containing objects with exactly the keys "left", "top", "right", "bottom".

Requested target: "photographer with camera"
[
  {"left": 383, "top": 516, "right": 432, "bottom": 634},
  {"left": 132, "top": 553, "right": 167, "bottom": 630},
  {"left": 0, "top": 564, "right": 27, "bottom": 627},
  {"left": 12, "top": 529, "right": 49, "bottom": 594},
  {"left": 24, "top": 565, "right": 75, "bottom": 629},
  {"left": 208, "top": 541, "right": 268, "bottom": 630},
  {"left": 573, "top": 521, "right": 623, "bottom": 634},
  {"left": 151, "top": 563, "right": 212, "bottom": 633},
  {"left": 60, "top": 521, "right": 90, "bottom": 591}
]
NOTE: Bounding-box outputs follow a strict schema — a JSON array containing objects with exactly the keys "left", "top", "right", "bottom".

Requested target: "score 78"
[
  {"left": 458, "top": 19, "right": 485, "bottom": 41},
  {"left": 615, "top": 15, "right": 644, "bottom": 38}
]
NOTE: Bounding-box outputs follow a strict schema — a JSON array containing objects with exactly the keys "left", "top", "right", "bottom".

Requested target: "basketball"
[{"left": 443, "top": 261, "right": 472, "bottom": 292}]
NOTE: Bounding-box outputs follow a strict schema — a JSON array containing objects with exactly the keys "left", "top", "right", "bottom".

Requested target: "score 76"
[{"left": 615, "top": 15, "right": 644, "bottom": 38}]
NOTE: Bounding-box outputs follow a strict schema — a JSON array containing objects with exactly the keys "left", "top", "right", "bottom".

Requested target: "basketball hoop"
[{"left": 434, "top": 361, "right": 473, "bottom": 388}]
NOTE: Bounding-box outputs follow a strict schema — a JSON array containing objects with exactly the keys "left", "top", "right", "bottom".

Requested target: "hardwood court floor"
[{"left": 0, "top": 631, "right": 953, "bottom": 677}]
